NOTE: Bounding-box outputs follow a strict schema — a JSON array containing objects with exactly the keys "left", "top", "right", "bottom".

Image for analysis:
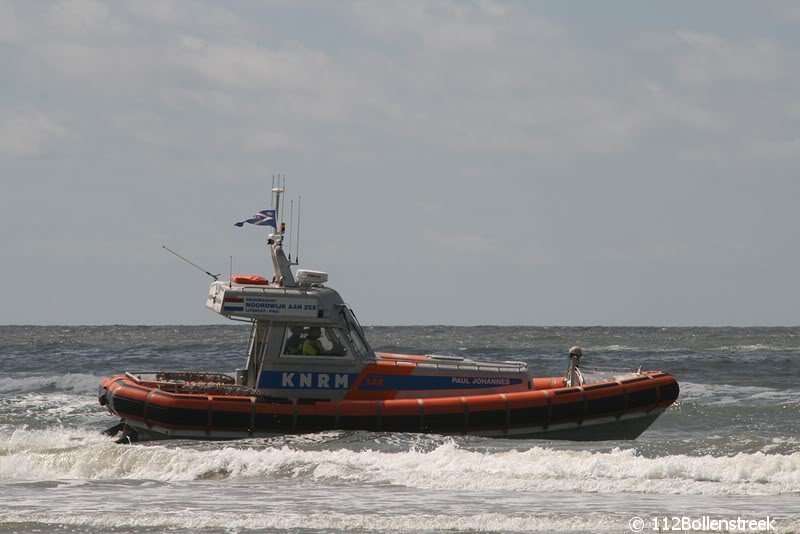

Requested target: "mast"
[{"left": 269, "top": 183, "right": 296, "bottom": 287}]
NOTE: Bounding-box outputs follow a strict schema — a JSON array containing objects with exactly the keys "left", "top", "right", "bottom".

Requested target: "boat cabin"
[
  {"left": 205, "top": 201, "right": 532, "bottom": 402},
  {"left": 207, "top": 273, "right": 374, "bottom": 400}
]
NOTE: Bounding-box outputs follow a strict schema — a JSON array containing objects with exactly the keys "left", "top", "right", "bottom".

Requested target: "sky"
[{"left": 1, "top": 0, "right": 799, "bottom": 326}]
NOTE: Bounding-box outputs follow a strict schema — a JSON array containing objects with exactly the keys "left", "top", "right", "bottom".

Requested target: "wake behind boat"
[{"left": 99, "top": 187, "right": 679, "bottom": 442}]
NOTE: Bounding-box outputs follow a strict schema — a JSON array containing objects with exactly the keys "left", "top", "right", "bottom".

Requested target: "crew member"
[
  {"left": 303, "top": 327, "right": 325, "bottom": 356},
  {"left": 284, "top": 326, "right": 305, "bottom": 355}
]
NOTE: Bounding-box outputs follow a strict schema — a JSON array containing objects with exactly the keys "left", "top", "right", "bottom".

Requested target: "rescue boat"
[{"left": 99, "top": 188, "right": 679, "bottom": 442}]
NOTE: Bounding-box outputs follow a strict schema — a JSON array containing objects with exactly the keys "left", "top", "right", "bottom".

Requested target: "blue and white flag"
[{"left": 234, "top": 209, "right": 277, "bottom": 229}]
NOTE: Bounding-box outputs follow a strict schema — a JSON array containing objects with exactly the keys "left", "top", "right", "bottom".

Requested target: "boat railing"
[
  {"left": 426, "top": 355, "right": 528, "bottom": 367},
  {"left": 579, "top": 366, "right": 642, "bottom": 383},
  {"left": 371, "top": 358, "right": 527, "bottom": 372},
  {"left": 125, "top": 371, "right": 236, "bottom": 388},
  {"left": 427, "top": 354, "right": 465, "bottom": 362},
  {"left": 581, "top": 365, "right": 641, "bottom": 373}
]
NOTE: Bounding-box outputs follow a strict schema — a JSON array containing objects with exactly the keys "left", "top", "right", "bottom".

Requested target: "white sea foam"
[
  {"left": 715, "top": 344, "right": 791, "bottom": 352},
  {"left": 583, "top": 343, "right": 799, "bottom": 355},
  {"left": 593, "top": 345, "right": 645, "bottom": 352},
  {"left": 2, "top": 508, "right": 798, "bottom": 533},
  {"left": 679, "top": 382, "right": 798, "bottom": 406},
  {"left": 762, "top": 437, "right": 800, "bottom": 454},
  {"left": 0, "top": 392, "right": 100, "bottom": 423},
  {"left": 0, "top": 374, "right": 101, "bottom": 395},
  {"left": 1, "top": 428, "right": 798, "bottom": 496},
  {"left": 0, "top": 510, "right": 666, "bottom": 533}
]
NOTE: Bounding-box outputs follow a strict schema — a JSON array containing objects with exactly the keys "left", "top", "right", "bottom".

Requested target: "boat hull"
[{"left": 99, "top": 371, "right": 679, "bottom": 441}]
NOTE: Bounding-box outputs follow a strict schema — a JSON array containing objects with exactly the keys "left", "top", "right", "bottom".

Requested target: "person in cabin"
[
  {"left": 301, "top": 327, "right": 347, "bottom": 356},
  {"left": 284, "top": 326, "right": 305, "bottom": 355},
  {"left": 302, "top": 327, "right": 325, "bottom": 355}
]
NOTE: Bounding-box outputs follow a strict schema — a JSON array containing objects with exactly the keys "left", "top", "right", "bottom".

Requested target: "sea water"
[{"left": 1, "top": 326, "right": 798, "bottom": 533}]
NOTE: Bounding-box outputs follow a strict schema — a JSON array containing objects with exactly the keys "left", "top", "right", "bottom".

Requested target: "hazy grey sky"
[{"left": 1, "top": 1, "right": 799, "bottom": 326}]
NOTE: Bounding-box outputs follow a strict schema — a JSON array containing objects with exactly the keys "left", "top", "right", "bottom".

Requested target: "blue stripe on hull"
[{"left": 359, "top": 374, "right": 524, "bottom": 391}]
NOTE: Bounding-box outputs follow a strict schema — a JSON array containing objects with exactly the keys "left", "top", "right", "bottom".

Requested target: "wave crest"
[
  {"left": 0, "top": 429, "right": 798, "bottom": 495},
  {"left": 0, "top": 374, "right": 101, "bottom": 395}
]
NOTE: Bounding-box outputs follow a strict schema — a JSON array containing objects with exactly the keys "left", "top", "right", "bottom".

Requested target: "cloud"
[
  {"left": 641, "top": 81, "right": 726, "bottom": 132},
  {"left": 636, "top": 30, "right": 800, "bottom": 166},
  {"left": 0, "top": 0, "right": 20, "bottom": 43},
  {"left": 6, "top": 1, "right": 648, "bottom": 159},
  {"left": 2, "top": 1, "right": 799, "bottom": 168},
  {"left": 351, "top": 0, "right": 565, "bottom": 51},
  {"left": 46, "top": 0, "right": 116, "bottom": 36},
  {"left": 669, "top": 30, "right": 785, "bottom": 85},
  {"left": 767, "top": 0, "right": 800, "bottom": 25},
  {"left": 0, "top": 110, "right": 65, "bottom": 158},
  {"left": 347, "top": 1, "right": 650, "bottom": 155}
]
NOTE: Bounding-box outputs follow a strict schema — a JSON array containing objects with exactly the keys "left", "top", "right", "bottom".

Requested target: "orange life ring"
[{"left": 231, "top": 275, "right": 269, "bottom": 285}]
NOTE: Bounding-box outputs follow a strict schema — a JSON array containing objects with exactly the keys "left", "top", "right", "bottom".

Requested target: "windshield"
[{"left": 282, "top": 325, "right": 349, "bottom": 357}]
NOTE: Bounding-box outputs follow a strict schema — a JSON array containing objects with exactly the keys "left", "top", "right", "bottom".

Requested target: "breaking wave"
[
  {"left": 0, "top": 511, "right": 692, "bottom": 533},
  {"left": 0, "top": 374, "right": 101, "bottom": 395},
  {"left": 678, "top": 382, "right": 798, "bottom": 406},
  {"left": 1, "top": 428, "right": 798, "bottom": 496}
]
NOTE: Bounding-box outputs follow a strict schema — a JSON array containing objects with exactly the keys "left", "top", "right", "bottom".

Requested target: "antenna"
[
  {"left": 229, "top": 255, "right": 233, "bottom": 287},
  {"left": 282, "top": 174, "right": 286, "bottom": 227},
  {"left": 296, "top": 195, "right": 302, "bottom": 263},
  {"left": 162, "top": 245, "right": 220, "bottom": 281},
  {"left": 288, "top": 199, "right": 294, "bottom": 261},
  {"left": 273, "top": 186, "right": 283, "bottom": 233}
]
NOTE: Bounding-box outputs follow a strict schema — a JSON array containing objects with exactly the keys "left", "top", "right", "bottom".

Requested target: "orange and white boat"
[{"left": 99, "top": 187, "right": 679, "bottom": 442}]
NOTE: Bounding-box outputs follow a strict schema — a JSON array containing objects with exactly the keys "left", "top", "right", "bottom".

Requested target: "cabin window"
[
  {"left": 282, "top": 325, "right": 349, "bottom": 357},
  {"left": 345, "top": 321, "right": 369, "bottom": 356}
]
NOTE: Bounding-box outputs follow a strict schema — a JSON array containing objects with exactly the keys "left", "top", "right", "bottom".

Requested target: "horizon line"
[{"left": 1, "top": 323, "right": 799, "bottom": 329}]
